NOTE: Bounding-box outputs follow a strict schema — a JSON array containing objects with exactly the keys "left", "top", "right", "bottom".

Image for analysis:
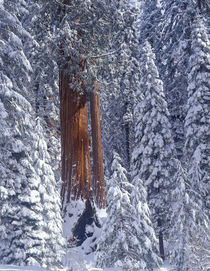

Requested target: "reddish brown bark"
[
  {"left": 90, "top": 83, "right": 106, "bottom": 208},
  {"left": 58, "top": 0, "right": 105, "bottom": 209},
  {"left": 59, "top": 68, "right": 92, "bottom": 203}
]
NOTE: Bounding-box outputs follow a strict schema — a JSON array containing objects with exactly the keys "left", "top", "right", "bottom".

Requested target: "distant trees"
[
  {"left": 138, "top": 1, "right": 210, "bottom": 268},
  {"left": 100, "top": 0, "right": 142, "bottom": 177},
  {"left": 116, "top": 0, "right": 141, "bottom": 169},
  {"left": 140, "top": 0, "right": 193, "bottom": 160},
  {"left": 181, "top": 15, "right": 210, "bottom": 270}
]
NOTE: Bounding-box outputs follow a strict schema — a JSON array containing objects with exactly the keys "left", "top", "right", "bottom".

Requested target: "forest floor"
[
  {"left": 63, "top": 206, "right": 177, "bottom": 271},
  {"left": 0, "top": 262, "right": 173, "bottom": 271},
  {"left": 64, "top": 243, "right": 176, "bottom": 271},
  {"left": 0, "top": 261, "right": 199, "bottom": 271}
]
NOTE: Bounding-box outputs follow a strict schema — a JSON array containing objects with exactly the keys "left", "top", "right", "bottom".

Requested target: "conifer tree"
[
  {"left": 118, "top": 0, "right": 141, "bottom": 168},
  {"left": 185, "top": 15, "right": 210, "bottom": 218},
  {"left": 32, "top": 119, "right": 65, "bottom": 268},
  {"left": 168, "top": 160, "right": 195, "bottom": 271},
  {"left": 140, "top": 0, "right": 196, "bottom": 160},
  {"left": 23, "top": 0, "right": 61, "bottom": 180},
  {"left": 131, "top": 41, "right": 176, "bottom": 259},
  {"left": 96, "top": 151, "right": 161, "bottom": 271},
  {"left": 57, "top": 0, "right": 114, "bottom": 248},
  {"left": 101, "top": 0, "right": 141, "bottom": 173},
  {"left": 0, "top": 0, "right": 35, "bottom": 264},
  {"left": 0, "top": 1, "right": 64, "bottom": 267},
  {"left": 169, "top": 160, "right": 210, "bottom": 271}
]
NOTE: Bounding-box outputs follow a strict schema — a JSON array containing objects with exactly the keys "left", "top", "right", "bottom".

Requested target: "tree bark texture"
[
  {"left": 59, "top": 66, "right": 92, "bottom": 204},
  {"left": 58, "top": 0, "right": 105, "bottom": 209},
  {"left": 90, "top": 82, "right": 106, "bottom": 208}
]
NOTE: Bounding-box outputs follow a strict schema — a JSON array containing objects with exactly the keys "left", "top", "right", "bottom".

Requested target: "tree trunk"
[
  {"left": 90, "top": 82, "right": 106, "bottom": 208},
  {"left": 157, "top": 218, "right": 165, "bottom": 260},
  {"left": 59, "top": 65, "right": 92, "bottom": 205},
  {"left": 58, "top": 0, "right": 105, "bottom": 209},
  {"left": 58, "top": 0, "right": 93, "bottom": 205}
]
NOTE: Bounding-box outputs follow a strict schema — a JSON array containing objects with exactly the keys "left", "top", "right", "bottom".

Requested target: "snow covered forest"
[{"left": 0, "top": 0, "right": 209, "bottom": 270}]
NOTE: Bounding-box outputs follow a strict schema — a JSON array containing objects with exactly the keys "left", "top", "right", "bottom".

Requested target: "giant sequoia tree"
[
  {"left": 56, "top": 0, "right": 116, "bottom": 249},
  {"left": 58, "top": 0, "right": 108, "bottom": 209}
]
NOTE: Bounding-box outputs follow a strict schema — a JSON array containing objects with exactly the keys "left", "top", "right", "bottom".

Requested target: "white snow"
[
  {"left": 62, "top": 199, "right": 86, "bottom": 239},
  {"left": 0, "top": 251, "right": 198, "bottom": 271},
  {"left": 0, "top": 266, "right": 53, "bottom": 271}
]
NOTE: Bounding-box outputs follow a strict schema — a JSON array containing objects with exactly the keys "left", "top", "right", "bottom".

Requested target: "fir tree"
[
  {"left": 31, "top": 118, "right": 65, "bottom": 268},
  {"left": 168, "top": 160, "right": 195, "bottom": 271},
  {"left": 0, "top": 1, "right": 64, "bottom": 267},
  {"left": 95, "top": 151, "right": 161, "bottom": 271},
  {"left": 140, "top": 0, "right": 195, "bottom": 160},
  {"left": 185, "top": 14, "right": 210, "bottom": 218},
  {"left": 23, "top": 0, "right": 61, "bottom": 180},
  {"left": 0, "top": 0, "right": 35, "bottom": 264},
  {"left": 169, "top": 160, "right": 210, "bottom": 271},
  {"left": 101, "top": 0, "right": 141, "bottom": 173},
  {"left": 131, "top": 41, "right": 176, "bottom": 259}
]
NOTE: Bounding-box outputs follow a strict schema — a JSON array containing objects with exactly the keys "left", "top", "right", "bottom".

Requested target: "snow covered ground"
[
  {"left": 0, "top": 264, "right": 173, "bottom": 271},
  {"left": 63, "top": 242, "right": 175, "bottom": 271},
  {"left": 0, "top": 208, "right": 196, "bottom": 271},
  {"left": 85, "top": 262, "right": 173, "bottom": 271},
  {"left": 0, "top": 266, "right": 52, "bottom": 271},
  {"left": 62, "top": 204, "right": 175, "bottom": 271}
]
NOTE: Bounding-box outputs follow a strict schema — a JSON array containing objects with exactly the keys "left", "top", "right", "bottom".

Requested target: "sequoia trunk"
[
  {"left": 59, "top": 66, "right": 92, "bottom": 204},
  {"left": 90, "top": 83, "right": 106, "bottom": 208}
]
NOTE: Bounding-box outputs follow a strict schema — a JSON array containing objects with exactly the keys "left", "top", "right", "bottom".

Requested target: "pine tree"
[
  {"left": 168, "top": 160, "right": 194, "bottom": 271},
  {"left": 169, "top": 160, "right": 210, "bottom": 271},
  {"left": 101, "top": 0, "right": 141, "bottom": 174},
  {"left": 185, "top": 14, "right": 210, "bottom": 218},
  {"left": 140, "top": 0, "right": 196, "bottom": 160},
  {"left": 23, "top": 0, "right": 61, "bottom": 181},
  {"left": 117, "top": 0, "right": 141, "bottom": 168},
  {"left": 0, "top": 1, "right": 64, "bottom": 267},
  {"left": 32, "top": 119, "right": 65, "bottom": 268},
  {"left": 95, "top": 151, "right": 161, "bottom": 271},
  {"left": 131, "top": 41, "right": 176, "bottom": 259},
  {"left": 0, "top": 0, "right": 36, "bottom": 264}
]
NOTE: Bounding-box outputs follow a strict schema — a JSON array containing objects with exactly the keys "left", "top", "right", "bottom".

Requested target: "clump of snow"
[{"left": 62, "top": 199, "right": 85, "bottom": 240}]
